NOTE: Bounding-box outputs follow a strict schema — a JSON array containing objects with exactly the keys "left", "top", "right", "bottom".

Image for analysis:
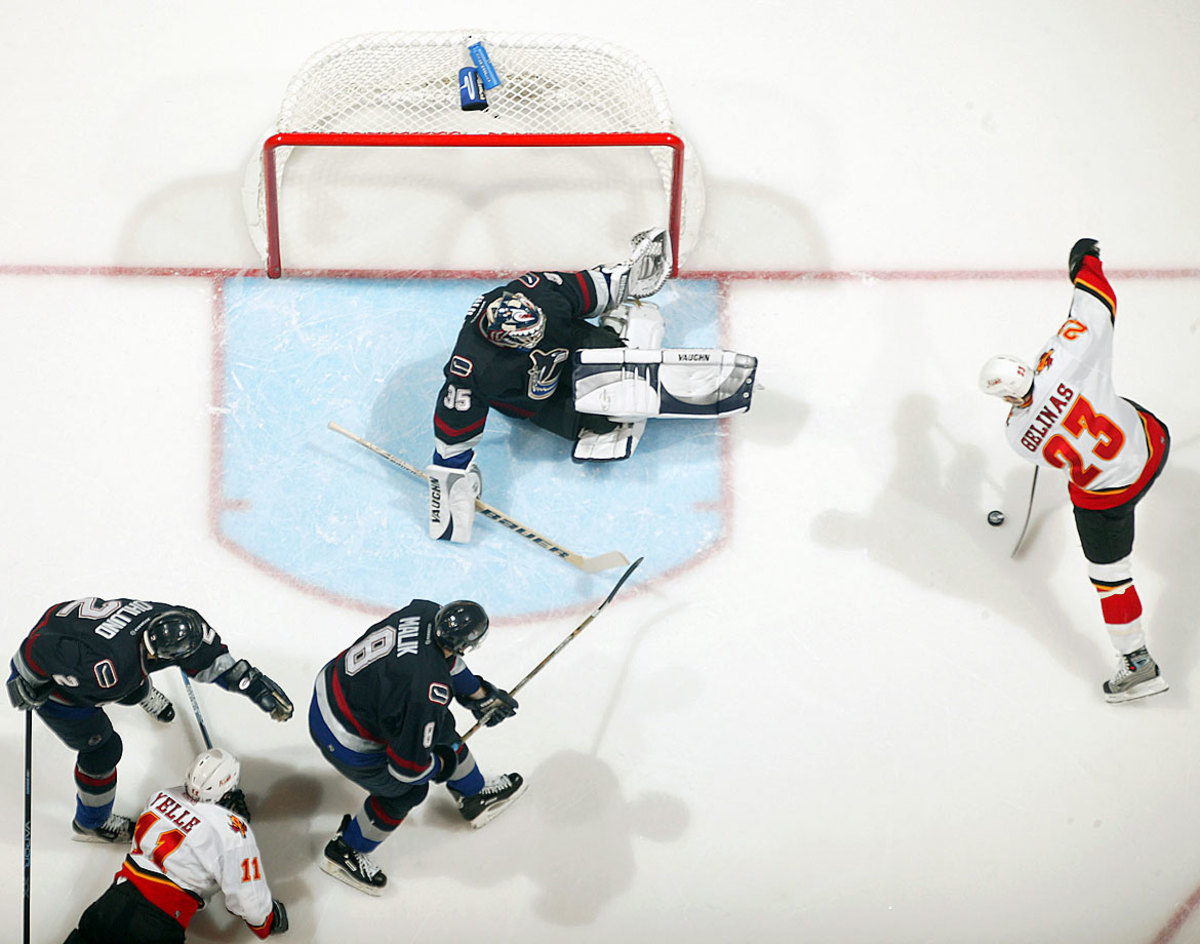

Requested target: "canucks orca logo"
[{"left": 526, "top": 348, "right": 569, "bottom": 400}]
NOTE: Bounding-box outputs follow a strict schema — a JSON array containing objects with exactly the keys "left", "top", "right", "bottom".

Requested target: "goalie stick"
[
  {"left": 327, "top": 422, "right": 629, "bottom": 574},
  {"left": 460, "top": 556, "right": 644, "bottom": 741}
]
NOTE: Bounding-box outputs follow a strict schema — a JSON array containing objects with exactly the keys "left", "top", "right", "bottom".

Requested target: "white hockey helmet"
[
  {"left": 978, "top": 354, "right": 1034, "bottom": 404},
  {"left": 479, "top": 291, "right": 546, "bottom": 349},
  {"left": 185, "top": 748, "right": 241, "bottom": 803}
]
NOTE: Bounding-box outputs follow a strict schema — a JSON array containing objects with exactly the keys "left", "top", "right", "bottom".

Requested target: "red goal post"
[{"left": 247, "top": 31, "right": 704, "bottom": 278}]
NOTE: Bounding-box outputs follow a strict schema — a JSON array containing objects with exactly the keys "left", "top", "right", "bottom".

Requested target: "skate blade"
[
  {"left": 1105, "top": 676, "right": 1169, "bottom": 704},
  {"left": 319, "top": 858, "right": 385, "bottom": 896},
  {"left": 467, "top": 780, "right": 528, "bottom": 830}
]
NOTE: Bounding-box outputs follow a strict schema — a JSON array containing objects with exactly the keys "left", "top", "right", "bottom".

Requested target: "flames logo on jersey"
[
  {"left": 1035, "top": 349, "right": 1055, "bottom": 373},
  {"left": 228, "top": 814, "right": 248, "bottom": 837},
  {"left": 527, "top": 349, "right": 569, "bottom": 400}
]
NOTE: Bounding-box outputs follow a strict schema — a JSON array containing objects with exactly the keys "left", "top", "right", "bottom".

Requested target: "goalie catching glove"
[
  {"left": 427, "top": 454, "right": 482, "bottom": 544},
  {"left": 594, "top": 228, "right": 670, "bottom": 312}
]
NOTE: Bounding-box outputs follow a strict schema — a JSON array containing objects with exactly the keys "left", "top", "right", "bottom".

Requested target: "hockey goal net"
[{"left": 244, "top": 31, "right": 705, "bottom": 278}]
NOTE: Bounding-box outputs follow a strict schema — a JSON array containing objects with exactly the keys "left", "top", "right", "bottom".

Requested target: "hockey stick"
[
  {"left": 180, "top": 669, "right": 214, "bottom": 750},
  {"left": 1011, "top": 466, "right": 1039, "bottom": 559},
  {"left": 460, "top": 556, "right": 644, "bottom": 742},
  {"left": 327, "top": 422, "right": 629, "bottom": 574},
  {"left": 23, "top": 709, "right": 31, "bottom": 944}
]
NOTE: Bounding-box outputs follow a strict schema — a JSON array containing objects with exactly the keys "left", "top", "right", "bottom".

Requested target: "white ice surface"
[{"left": 2, "top": 2, "right": 1200, "bottom": 943}]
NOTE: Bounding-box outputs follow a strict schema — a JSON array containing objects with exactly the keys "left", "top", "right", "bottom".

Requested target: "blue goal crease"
[{"left": 216, "top": 276, "right": 729, "bottom": 619}]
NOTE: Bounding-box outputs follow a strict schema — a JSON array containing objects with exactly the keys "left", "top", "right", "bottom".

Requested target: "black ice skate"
[
  {"left": 1103, "top": 647, "right": 1169, "bottom": 704},
  {"left": 320, "top": 814, "right": 387, "bottom": 896},
  {"left": 71, "top": 813, "right": 134, "bottom": 844},
  {"left": 138, "top": 684, "right": 175, "bottom": 723},
  {"left": 450, "top": 772, "right": 527, "bottom": 829}
]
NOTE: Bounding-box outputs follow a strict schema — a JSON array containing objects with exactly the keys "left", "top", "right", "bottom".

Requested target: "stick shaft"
[
  {"left": 327, "top": 422, "right": 628, "bottom": 573},
  {"left": 180, "top": 670, "right": 214, "bottom": 750},
  {"left": 23, "top": 709, "right": 31, "bottom": 944},
  {"left": 1011, "top": 466, "right": 1039, "bottom": 558},
  {"left": 460, "top": 556, "right": 644, "bottom": 741}
]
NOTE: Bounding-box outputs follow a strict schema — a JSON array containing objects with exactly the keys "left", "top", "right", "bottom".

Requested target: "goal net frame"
[{"left": 246, "top": 31, "right": 702, "bottom": 279}]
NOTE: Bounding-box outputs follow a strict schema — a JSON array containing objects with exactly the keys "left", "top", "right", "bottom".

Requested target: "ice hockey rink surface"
[{"left": 2, "top": 3, "right": 1200, "bottom": 942}]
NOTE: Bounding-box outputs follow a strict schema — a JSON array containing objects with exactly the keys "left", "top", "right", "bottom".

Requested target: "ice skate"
[
  {"left": 138, "top": 684, "right": 175, "bottom": 723},
  {"left": 1103, "top": 648, "right": 1169, "bottom": 704},
  {"left": 451, "top": 772, "right": 526, "bottom": 829},
  {"left": 71, "top": 812, "right": 134, "bottom": 844},
  {"left": 320, "top": 814, "right": 387, "bottom": 895}
]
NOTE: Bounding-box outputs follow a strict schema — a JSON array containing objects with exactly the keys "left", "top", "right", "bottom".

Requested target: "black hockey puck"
[{"left": 987, "top": 510, "right": 1006, "bottom": 527}]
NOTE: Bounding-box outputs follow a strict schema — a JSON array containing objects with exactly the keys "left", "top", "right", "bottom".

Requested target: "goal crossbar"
[{"left": 261, "top": 130, "right": 685, "bottom": 279}]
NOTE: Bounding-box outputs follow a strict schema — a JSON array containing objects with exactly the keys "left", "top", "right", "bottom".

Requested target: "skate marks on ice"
[
  {"left": 216, "top": 275, "right": 732, "bottom": 618},
  {"left": 809, "top": 393, "right": 1099, "bottom": 685}
]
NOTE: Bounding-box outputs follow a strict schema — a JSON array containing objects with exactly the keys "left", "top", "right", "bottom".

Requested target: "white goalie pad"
[
  {"left": 573, "top": 349, "right": 758, "bottom": 420},
  {"left": 598, "top": 300, "right": 664, "bottom": 351},
  {"left": 573, "top": 420, "right": 646, "bottom": 462},
  {"left": 427, "top": 463, "right": 482, "bottom": 543}
]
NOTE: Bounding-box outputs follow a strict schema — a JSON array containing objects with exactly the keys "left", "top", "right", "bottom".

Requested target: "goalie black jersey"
[
  {"left": 9, "top": 597, "right": 230, "bottom": 708},
  {"left": 314, "top": 599, "right": 480, "bottom": 785},
  {"left": 433, "top": 269, "right": 617, "bottom": 460}
]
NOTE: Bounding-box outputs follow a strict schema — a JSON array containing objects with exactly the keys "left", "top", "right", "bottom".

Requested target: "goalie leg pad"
[
  {"left": 573, "top": 349, "right": 758, "bottom": 419},
  {"left": 598, "top": 300, "right": 664, "bottom": 350},
  {"left": 427, "top": 463, "right": 482, "bottom": 543},
  {"left": 574, "top": 420, "right": 646, "bottom": 462}
]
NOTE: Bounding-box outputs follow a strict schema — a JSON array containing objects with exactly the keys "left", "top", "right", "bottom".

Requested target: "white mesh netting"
[{"left": 245, "top": 30, "right": 704, "bottom": 271}]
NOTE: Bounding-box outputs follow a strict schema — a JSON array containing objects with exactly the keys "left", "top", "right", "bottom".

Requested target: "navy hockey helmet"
[
  {"left": 433, "top": 600, "right": 490, "bottom": 654},
  {"left": 143, "top": 609, "right": 205, "bottom": 661},
  {"left": 479, "top": 291, "right": 546, "bottom": 350}
]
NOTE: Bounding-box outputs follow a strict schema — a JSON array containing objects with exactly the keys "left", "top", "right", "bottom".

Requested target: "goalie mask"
[
  {"left": 479, "top": 292, "right": 546, "bottom": 350},
  {"left": 978, "top": 354, "right": 1034, "bottom": 405}
]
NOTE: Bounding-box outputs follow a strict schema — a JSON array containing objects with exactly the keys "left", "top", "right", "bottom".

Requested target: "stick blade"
[{"left": 578, "top": 551, "right": 631, "bottom": 574}]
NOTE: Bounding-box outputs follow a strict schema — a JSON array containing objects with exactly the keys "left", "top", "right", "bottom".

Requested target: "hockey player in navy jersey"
[
  {"left": 7, "top": 598, "right": 293, "bottom": 843},
  {"left": 979, "top": 239, "right": 1171, "bottom": 703},
  {"left": 427, "top": 228, "right": 757, "bottom": 542},
  {"left": 309, "top": 599, "right": 523, "bottom": 895}
]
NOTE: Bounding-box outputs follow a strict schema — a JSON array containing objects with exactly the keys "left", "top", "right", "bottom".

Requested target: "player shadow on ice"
[
  {"left": 402, "top": 749, "right": 689, "bottom": 926},
  {"left": 809, "top": 393, "right": 1102, "bottom": 687}
]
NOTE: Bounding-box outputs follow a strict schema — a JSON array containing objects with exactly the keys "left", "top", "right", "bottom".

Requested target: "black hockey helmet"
[
  {"left": 433, "top": 600, "right": 490, "bottom": 654},
  {"left": 143, "top": 609, "right": 205, "bottom": 661}
]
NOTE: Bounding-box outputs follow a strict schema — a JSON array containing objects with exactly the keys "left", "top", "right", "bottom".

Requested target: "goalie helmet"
[
  {"left": 433, "top": 600, "right": 490, "bottom": 654},
  {"left": 143, "top": 608, "right": 205, "bottom": 661},
  {"left": 978, "top": 354, "right": 1034, "bottom": 405},
  {"left": 479, "top": 292, "right": 546, "bottom": 350},
  {"left": 185, "top": 748, "right": 241, "bottom": 803}
]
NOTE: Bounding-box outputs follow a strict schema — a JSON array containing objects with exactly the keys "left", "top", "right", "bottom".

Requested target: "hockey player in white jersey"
[
  {"left": 64, "top": 748, "right": 288, "bottom": 943},
  {"left": 979, "top": 238, "right": 1171, "bottom": 703}
]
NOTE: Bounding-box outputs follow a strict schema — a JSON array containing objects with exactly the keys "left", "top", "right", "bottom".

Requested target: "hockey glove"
[
  {"left": 220, "top": 660, "right": 294, "bottom": 722},
  {"left": 427, "top": 459, "right": 482, "bottom": 544},
  {"left": 468, "top": 677, "right": 518, "bottom": 727},
  {"left": 267, "top": 899, "right": 289, "bottom": 935},
  {"left": 431, "top": 743, "right": 459, "bottom": 783},
  {"left": 1068, "top": 238, "right": 1100, "bottom": 281},
  {"left": 219, "top": 787, "right": 252, "bottom": 822},
  {"left": 6, "top": 673, "right": 51, "bottom": 711}
]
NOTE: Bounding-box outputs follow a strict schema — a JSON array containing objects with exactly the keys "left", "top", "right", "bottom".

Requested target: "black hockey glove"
[
  {"left": 431, "top": 743, "right": 459, "bottom": 783},
  {"left": 7, "top": 674, "right": 51, "bottom": 711},
  {"left": 467, "top": 677, "right": 518, "bottom": 727},
  {"left": 219, "top": 787, "right": 252, "bottom": 822},
  {"left": 267, "top": 899, "right": 289, "bottom": 935},
  {"left": 1068, "top": 238, "right": 1100, "bottom": 281},
  {"left": 221, "top": 660, "right": 294, "bottom": 722}
]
